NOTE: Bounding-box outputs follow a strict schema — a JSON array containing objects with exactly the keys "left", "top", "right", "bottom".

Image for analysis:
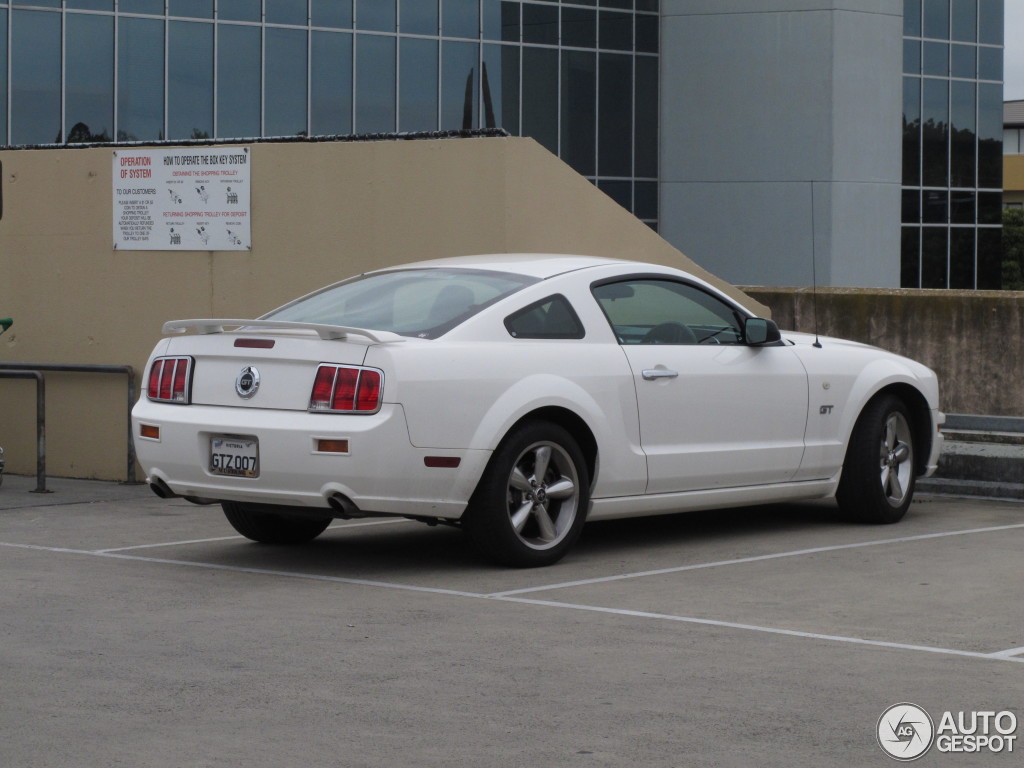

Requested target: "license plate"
[{"left": 210, "top": 436, "right": 259, "bottom": 478}]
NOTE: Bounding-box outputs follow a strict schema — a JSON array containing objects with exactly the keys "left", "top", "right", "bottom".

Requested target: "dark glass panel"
[
  {"left": 442, "top": 41, "right": 479, "bottom": 130},
  {"left": 522, "top": 46, "right": 558, "bottom": 153},
  {"left": 400, "top": 37, "right": 438, "bottom": 132},
  {"left": 168, "top": 21, "right": 214, "bottom": 140},
  {"left": 921, "top": 78, "right": 948, "bottom": 187},
  {"left": 978, "top": 46, "right": 1001, "bottom": 80},
  {"left": 600, "top": 0, "right": 631, "bottom": 8},
  {"left": 635, "top": 54, "right": 657, "bottom": 178},
  {"left": 978, "top": 0, "right": 1002, "bottom": 45},
  {"left": 313, "top": 0, "right": 353, "bottom": 28},
  {"left": 977, "top": 191, "right": 1002, "bottom": 223},
  {"left": 636, "top": 0, "right": 658, "bottom": 10},
  {"left": 950, "top": 0, "right": 975, "bottom": 41},
  {"left": 357, "top": 0, "right": 396, "bottom": 31},
  {"left": 217, "top": 24, "right": 261, "bottom": 138},
  {"left": 118, "top": 16, "right": 164, "bottom": 141},
  {"left": 120, "top": 0, "right": 163, "bottom": 14},
  {"left": 634, "top": 181, "right": 657, "bottom": 221},
  {"left": 562, "top": 6, "right": 596, "bottom": 48},
  {"left": 903, "top": 39, "right": 921, "bottom": 74},
  {"left": 922, "top": 0, "right": 948, "bottom": 39},
  {"left": 355, "top": 34, "right": 396, "bottom": 132},
  {"left": 922, "top": 190, "right": 947, "bottom": 223},
  {"left": 902, "top": 77, "right": 921, "bottom": 186},
  {"left": 523, "top": 3, "right": 557, "bottom": 45},
  {"left": 976, "top": 228, "right": 1002, "bottom": 289},
  {"left": 949, "top": 191, "right": 975, "bottom": 223},
  {"left": 636, "top": 13, "right": 657, "bottom": 53},
  {"left": 401, "top": 0, "right": 436, "bottom": 35},
  {"left": 902, "top": 189, "right": 921, "bottom": 223},
  {"left": 170, "top": 0, "right": 213, "bottom": 19},
  {"left": 597, "top": 179, "right": 631, "bottom": 212},
  {"left": 922, "top": 41, "right": 948, "bottom": 75},
  {"left": 482, "top": 43, "right": 520, "bottom": 134},
  {"left": 0, "top": 10, "right": 6, "bottom": 145},
  {"left": 950, "top": 43, "right": 974, "bottom": 77},
  {"left": 266, "top": 27, "right": 308, "bottom": 136},
  {"left": 11, "top": 10, "right": 60, "bottom": 145},
  {"left": 598, "top": 52, "right": 632, "bottom": 177},
  {"left": 949, "top": 80, "right": 975, "bottom": 188},
  {"left": 311, "top": 30, "right": 353, "bottom": 135},
  {"left": 67, "top": 0, "right": 113, "bottom": 10},
  {"left": 949, "top": 228, "right": 974, "bottom": 288},
  {"left": 900, "top": 227, "right": 921, "bottom": 287},
  {"left": 66, "top": 13, "right": 114, "bottom": 143},
  {"left": 267, "top": 0, "right": 307, "bottom": 26},
  {"left": 904, "top": 0, "right": 922, "bottom": 37},
  {"left": 444, "top": 0, "right": 478, "bottom": 38},
  {"left": 977, "top": 83, "right": 1001, "bottom": 188},
  {"left": 921, "top": 227, "right": 948, "bottom": 288},
  {"left": 219, "top": 0, "right": 260, "bottom": 22},
  {"left": 600, "top": 10, "right": 632, "bottom": 51},
  {"left": 483, "top": 0, "right": 519, "bottom": 42},
  {"left": 561, "top": 50, "right": 596, "bottom": 176}
]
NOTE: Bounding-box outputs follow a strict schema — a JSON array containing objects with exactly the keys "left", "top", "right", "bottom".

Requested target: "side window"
[
  {"left": 505, "top": 295, "right": 585, "bottom": 340},
  {"left": 592, "top": 279, "right": 745, "bottom": 345}
]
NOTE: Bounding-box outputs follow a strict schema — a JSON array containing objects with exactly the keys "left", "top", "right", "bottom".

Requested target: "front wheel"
[
  {"left": 222, "top": 502, "right": 331, "bottom": 544},
  {"left": 464, "top": 422, "right": 590, "bottom": 567},
  {"left": 836, "top": 395, "right": 917, "bottom": 524}
]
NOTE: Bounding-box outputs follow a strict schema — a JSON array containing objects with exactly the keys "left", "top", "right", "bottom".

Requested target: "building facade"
[
  {"left": 1006, "top": 99, "right": 1024, "bottom": 210},
  {"left": 0, "top": 0, "right": 1005, "bottom": 289}
]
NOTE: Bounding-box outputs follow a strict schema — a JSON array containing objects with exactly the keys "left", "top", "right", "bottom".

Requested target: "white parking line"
[{"left": 488, "top": 523, "right": 1024, "bottom": 597}]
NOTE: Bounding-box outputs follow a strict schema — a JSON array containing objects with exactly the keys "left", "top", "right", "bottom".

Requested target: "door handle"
[{"left": 642, "top": 369, "right": 679, "bottom": 380}]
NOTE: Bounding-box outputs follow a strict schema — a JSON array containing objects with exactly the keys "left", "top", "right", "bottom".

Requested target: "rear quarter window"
[{"left": 504, "top": 295, "right": 586, "bottom": 340}]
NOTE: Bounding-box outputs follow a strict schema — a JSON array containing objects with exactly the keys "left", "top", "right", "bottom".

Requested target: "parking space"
[{"left": 1, "top": 476, "right": 1021, "bottom": 767}]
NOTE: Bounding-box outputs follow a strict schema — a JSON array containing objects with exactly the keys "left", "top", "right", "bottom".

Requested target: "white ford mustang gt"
[{"left": 132, "top": 254, "right": 944, "bottom": 566}]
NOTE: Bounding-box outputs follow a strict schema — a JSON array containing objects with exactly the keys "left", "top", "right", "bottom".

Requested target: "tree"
[{"left": 1003, "top": 208, "right": 1024, "bottom": 290}]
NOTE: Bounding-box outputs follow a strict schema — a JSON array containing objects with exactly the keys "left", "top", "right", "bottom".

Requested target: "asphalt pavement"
[{"left": 1, "top": 474, "right": 1021, "bottom": 767}]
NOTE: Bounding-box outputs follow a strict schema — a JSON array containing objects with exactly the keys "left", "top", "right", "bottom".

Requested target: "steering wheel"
[{"left": 642, "top": 322, "right": 697, "bottom": 345}]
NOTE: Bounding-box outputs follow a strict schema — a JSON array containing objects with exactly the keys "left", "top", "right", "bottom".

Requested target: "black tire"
[
  {"left": 836, "top": 394, "right": 916, "bottom": 524},
  {"left": 464, "top": 421, "right": 590, "bottom": 567},
  {"left": 222, "top": 502, "right": 331, "bottom": 544}
]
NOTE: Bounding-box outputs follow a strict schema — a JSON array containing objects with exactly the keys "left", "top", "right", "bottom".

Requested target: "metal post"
[{"left": 0, "top": 370, "right": 48, "bottom": 493}]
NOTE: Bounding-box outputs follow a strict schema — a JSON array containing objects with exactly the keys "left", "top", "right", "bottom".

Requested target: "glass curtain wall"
[
  {"left": 0, "top": 0, "right": 659, "bottom": 227},
  {"left": 901, "top": 0, "right": 1003, "bottom": 289}
]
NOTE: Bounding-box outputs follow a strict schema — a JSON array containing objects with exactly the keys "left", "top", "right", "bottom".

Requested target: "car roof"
[{"left": 380, "top": 253, "right": 636, "bottom": 280}]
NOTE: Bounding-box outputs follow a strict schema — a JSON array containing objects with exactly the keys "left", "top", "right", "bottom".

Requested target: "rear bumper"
[{"left": 131, "top": 400, "right": 489, "bottom": 519}]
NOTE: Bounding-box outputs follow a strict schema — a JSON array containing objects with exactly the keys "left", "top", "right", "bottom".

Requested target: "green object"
[{"left": 0, "top": 318, "right": 11, "bottom": 333}]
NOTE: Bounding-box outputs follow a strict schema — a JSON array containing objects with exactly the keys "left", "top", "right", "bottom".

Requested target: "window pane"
[
  {"left": 118, "top": 16, "right": 165, "bottom": 142},
  {"left": 266, "top": 27, "right": 309, "bottom": 136},
  {"left": 976, "top": 227, "right": 1002, "bottom": 288},
  {"left": 357, "top": 0, "right": 395, "bottom": 31},
  {"left": 636, "top": 14, "right": 657, "bottom": 54},
  {"left": 903, "top": 39, "right": 920, "bottom": 73},
  {"left": 978, "top": 0, "right": 1002, "bottom": 45},
  {"left": 949, "top": 80, "right": 975, "bottom": 188},
  {"left": 902, "top": 189, "right": 921, "bottom": 223},
  {"left": 904, "top": 0, "right": 922, "bottom": 37},
  {"left": 977, "top": 191, "right": 1002, "bottom": 223},
  {"left": 311, "top": 31, "right": 353, "bottom": 135},
  {"left": 168, "top": 22, "right": 214, "bottom": 140},
  {"left": 11, "top": 10, "right": 60, "bottom": 145},
  {"left": 482, "top": 43, "right": 519, "bottom": 134},
  {"left": 949, "top": 228, "right": 974, "bottom": 288},
  {"left": 900, "top": 227, "right": 920, "bottom": 287},
  {"left": 400, "top": 37, "right": 438, "bottom": 132},
  {"left": 169, "top": 0, "right": 213, "bottom": 19},
  {"left": 217, "top": 24, "right": 262, "bottom": 138},
  {"left": 598, "top": 179, "right": 631, "bottom": 211},
  {"left": 921, "top": 227, "right": 948, "bottom": 288},
  {"left": 219, "top": 0, "right": 260, "bottom": 22},
  {"left": 978, "top": 46, "right": 1001, "bottom": 81},
  {"left": 312, "top": 0, "right": 353, "bottom": 28},
  {"left": 977, "top": 83, "right": 1002, "bottom": 188},
  {"left": 523, "top": 4, "right": 557, "bottom": 46},
  {"left": 356, "top": 34, "right": 396, "bottom": 132},
  {"left": 401, "top": 0, "right": 436, "bottom": 35},
  {"left": 598, "top": 52, "right": 632, "bottom": 177},
  {"left": 950, "top": 190, "right": 975, "bottom": 223},
  {"left": 950, "top": 0, "right": 975, "bottom": 42},
  {"left": 923, "top": 189, "right": 947, "bottom": 223},
  {"left": 522, "top": 47, "right": 558, "bottom": 153},
  {"left": 561, "top": 50, "right": 595, "bottom": 175},
  {"left": 599, "top": 10, "right": 632, "bottom": 51},
  {"left": 903, "top": 77, "right": 921, "bottom": 185},
  {"left": 443, "top": 0, "right": 478, "bottom": 38},
  {"left": 562, "top": 6, "right": 596, "bottom": 48},
  {"left": 921, "top": 78, "right": 947, "bottom": 187},
  {"left": 442, "top": 40, "right": 479, "bottom": 130},
  {"left": 923, "top": 0, "right": 949, "bottom": 39},
  {"left": 950, "top": 43, "right": 974, "bottom": 77},
  {"left": 634, "top": 181, "right": 657, "bottom": 220},
  {"left": 267, "top": 0, "right": 307, "bottom": 26},
  {"left": 635, "top": 55, "right": 657, "bottom": 178},
  {"left": 922, "top": 41, "right": 948, "bottom": 75},
  {"left": 121, "top": 0, "right": 164, "bottom": 14},
  {"left": 67, "top": 0, "right": 113, "bottom": 10},
  {"left": 66, "top": 13, "right": 114, "bottom": 143}
]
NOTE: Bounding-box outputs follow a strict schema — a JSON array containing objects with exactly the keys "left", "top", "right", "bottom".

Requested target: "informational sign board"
[{"left": 113, "top": 147, "right": 251, "bottom": 251}]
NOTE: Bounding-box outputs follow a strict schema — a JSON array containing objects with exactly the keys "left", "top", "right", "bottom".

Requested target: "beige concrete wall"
[
  {"left": 745, "top": 287, "right": 1024, "bottom": 417},
  {"left": 0, "top": 136, "right": 760, "bottom": 480},
  {"left": 1005, "top": 154, "right": 1024, "bottom": 198}
]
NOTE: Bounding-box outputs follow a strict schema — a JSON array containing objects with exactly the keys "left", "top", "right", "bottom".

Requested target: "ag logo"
[
  {"left": 877, "top": 703, "right": 935, "bottom": 761},
  {"left": 235, "top": 366, "right": 260, "bottom": 399}
]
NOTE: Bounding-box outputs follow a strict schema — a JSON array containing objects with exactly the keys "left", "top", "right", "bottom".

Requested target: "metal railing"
[{"left": 0, "top": 363, "right": 137, "bottom": 487}]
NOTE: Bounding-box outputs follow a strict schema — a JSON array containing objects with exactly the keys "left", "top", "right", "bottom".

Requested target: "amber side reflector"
[
  {"left": 234, "top": 339, "right": 275, "bottom": 349},
  {"left": 424, "top": 457, "right": 461, "bottom": 468},
  {"left": 140, "top": 424, "right": 160, "bottom": 440},
  {"left": 316, "top": 439, "right": 350, "bottom": 453}
]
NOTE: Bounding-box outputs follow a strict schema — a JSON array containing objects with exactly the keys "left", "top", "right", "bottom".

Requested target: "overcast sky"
[{"left": 1007, "top": 2, "right": 1024, "bottom": 100}]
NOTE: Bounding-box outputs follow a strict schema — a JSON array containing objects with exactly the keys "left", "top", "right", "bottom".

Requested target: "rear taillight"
[
  {"left": 309, "top": 364, "right": 383, "bottom": 414},
  {"left": 147, "top": 357, "right": 193, "bottom": 404}
]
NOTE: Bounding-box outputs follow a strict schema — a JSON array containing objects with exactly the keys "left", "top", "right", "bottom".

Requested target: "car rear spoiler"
[{"left": 162, "top": 319, "right": 406, "bottom": 343}]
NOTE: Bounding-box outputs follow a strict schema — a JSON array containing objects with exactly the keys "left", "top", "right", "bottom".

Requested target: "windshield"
[{"left": 263, "top": 268, "right": 538, "bottom": 339}]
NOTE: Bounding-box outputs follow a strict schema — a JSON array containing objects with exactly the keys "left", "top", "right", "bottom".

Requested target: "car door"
[{"left": 592, "top": 277, "right": 809, "bottom": 494}]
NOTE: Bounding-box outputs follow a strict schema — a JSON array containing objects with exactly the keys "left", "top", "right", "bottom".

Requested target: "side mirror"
[{"left": 744, "top": 317, "right": 781, "bottom": 345}]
